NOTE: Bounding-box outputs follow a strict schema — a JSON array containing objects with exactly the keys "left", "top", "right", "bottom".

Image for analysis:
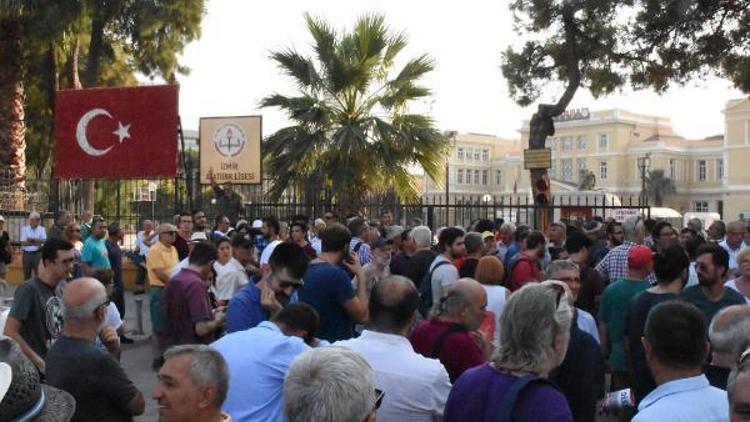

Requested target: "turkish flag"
[{"left": 55, "top": 85, "right": 179, "bottom": 179}]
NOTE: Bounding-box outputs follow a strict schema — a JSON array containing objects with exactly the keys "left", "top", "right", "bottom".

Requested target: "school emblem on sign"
[{"left": 213, "top": 123, "right": 247, "bottom": 158}]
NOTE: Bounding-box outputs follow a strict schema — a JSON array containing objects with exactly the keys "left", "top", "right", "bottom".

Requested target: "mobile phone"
[{"left": 344, "top": 243, "right": 354, "bottom": 264}]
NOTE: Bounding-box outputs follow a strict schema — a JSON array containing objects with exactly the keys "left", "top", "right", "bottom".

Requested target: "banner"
[
  {"left": 55, "top": 85, "right": 179, "bottom": 179},
  {"left": 199, "top": 116, "right": 262, "bottom": 185}
]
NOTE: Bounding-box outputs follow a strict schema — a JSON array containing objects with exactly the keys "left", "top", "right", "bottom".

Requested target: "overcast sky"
[{"left": 172, "top": 0, "right": 744, "bottom": 140}]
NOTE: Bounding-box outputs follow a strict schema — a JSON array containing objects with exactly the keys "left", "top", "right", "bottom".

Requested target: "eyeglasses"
[
  {"left": 166, "top": 231, "right": 177, "bottom": 236},
  {"left": 739, "top": 348, "right": 750, "bottom": 366},
  {"left": 557, "top": 276, "right": 581, "bottom": 284},
  {"left": 374, "top": 389, "right": 385, "bottom": 410}
]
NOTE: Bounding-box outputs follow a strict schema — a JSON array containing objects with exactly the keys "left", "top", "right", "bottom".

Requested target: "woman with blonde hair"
[{"left": 474, "top": 256, "right": 510, "bottom": 344}]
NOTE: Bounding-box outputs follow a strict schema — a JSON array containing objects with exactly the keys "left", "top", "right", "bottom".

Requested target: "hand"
[
  {"left": 99, "top": 325, "right": 120, "bottom": 352},
  {"left": 213, "top": 308, "right": 226, "bottom": 325},
  {"left": 342, "top": 251, "right": 363, "bottom": 276},
  {"left": 469, "top": 330, "right": 493, "bottom": 358},
  {"left": 259, "top": 279, "right": 283, "bottom": 316},
  {"left": 33, "top": 356, "right": 46, "bottom": 374}
]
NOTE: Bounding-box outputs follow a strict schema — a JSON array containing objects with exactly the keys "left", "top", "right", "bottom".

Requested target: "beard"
[{"left": 697, "top": 273, "right": 715, "bottom": 287}]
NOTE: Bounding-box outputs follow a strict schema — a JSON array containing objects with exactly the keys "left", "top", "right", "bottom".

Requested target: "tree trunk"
[
  {"left": 46, "top": 43, "right": 60, "bottom": 212},
  {"left": 0, "top": 17, "right": 27, "bottom": 210}
]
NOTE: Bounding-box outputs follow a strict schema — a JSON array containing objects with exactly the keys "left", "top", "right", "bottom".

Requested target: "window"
[
  {"left": 482, "top": 149, "right": 489, "bottom": 161},
  {"left": 550, "top": 160, "right": 557, "bottom": 178},
  {"left": 694, "top": 201, "right": 709, "bottom": 212},
  {"left": 599, "top": 161, "right": 607, "bottom": 180},
  {"left": 473, "top": 169, "right": 480, "bottom": 185},
  {"left": 669, "top": 159, "right": 675, "bottom": 179},
  {"left": 698, "top": 160, "right": 707, "bottom": 181},
  {"left": 466, "top": 148, "right": 473, "bottom": 161},
  {"left": 562, "top": 137, "right": 573, "bottom": 151},
  {"left": 577, "top": 158, "right": 587, "bottom": 172},
  {"left": 561, "top": 159, "right": 573, "bottom": 181},
  {"left": 546, "top": 137, "right": 557, "bottom": 149},
  {"left": 474, "top": 150, "right": 481, "bottom": 161},
  {"left": 457, "top": 148, "right": 464, "bottom": 160},
  {"left": 577, "top": 135, "right": 587, "bottom": 149},
  {"left": 598, "top": 134, "right": 609, "bottom": 151},
  {"left": 717, "top": 159, "right": 724, "bottom": 180},
  {"left": 457, "top": 169, "right": 464, "bottom": 184},
  {"left": 496, "top": 170, "right": 502, "bottom": 186},
  {"left": 482, "top": 170, "right": 488, "bottom": 185}
]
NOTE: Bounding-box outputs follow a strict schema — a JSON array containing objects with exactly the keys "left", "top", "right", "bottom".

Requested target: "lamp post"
[
  {"left": 444, "top": 131, "right": 458, "bottom": 226},
  {"left": 637, "top": 153, "right": 651, "bottom": 205}
]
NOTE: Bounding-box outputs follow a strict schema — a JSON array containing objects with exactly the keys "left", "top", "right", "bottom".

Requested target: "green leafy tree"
[
  {"left": 645, "top": 169, "right": 676, "bottom": 207},
  {"left": 261, "top": 14, "right": 449, "bottom": 211},
  {"left": 501, "top": 0, "right": 750, "bottom": 223}
]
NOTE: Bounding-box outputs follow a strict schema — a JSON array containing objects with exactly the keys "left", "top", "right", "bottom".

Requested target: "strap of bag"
[{"left": 498, "top": 374, "right": 543, "bottom": 422}]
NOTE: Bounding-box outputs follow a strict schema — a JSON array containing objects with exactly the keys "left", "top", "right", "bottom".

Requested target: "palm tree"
[
  {"left": 261, "top": 14, "right": 449, "bottom": 211},
  {"left": 645, "top": 169, "right": 676, "bottom": 206}
]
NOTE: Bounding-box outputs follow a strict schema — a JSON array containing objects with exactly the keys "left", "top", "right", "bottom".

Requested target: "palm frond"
[{"left": 269, "top": 49, "right": 321, "bottom": 91}]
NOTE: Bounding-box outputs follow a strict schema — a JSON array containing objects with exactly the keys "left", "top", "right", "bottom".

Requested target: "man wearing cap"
[
  {"left": 595, "top": 215, "right": 656, "bottom": 285},
  {"left": 0, "top": 338, "right": 76, "bottom": 421},
  {"left": 598, "top": 245, "right": 653, "bottom": 390},
  {"left": 80, "top": 216, "right": 110, "bottom": 276},
  {"left": 20, "top": 211, "right": 46, "bottom": 280},
  {"left": 147, "top": 223, "right": 179, "bottom": 369},
  {"left": 480, "top": 231, "right": 497, "bottom": 258},
  {"left": 683, "top": 243, "right": 746, "bottom": 328},
  {"left": 46, "top": 277, "right": 145, "bottom": 420}
]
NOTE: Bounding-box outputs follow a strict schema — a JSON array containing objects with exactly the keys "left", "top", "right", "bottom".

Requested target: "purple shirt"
[
  {"left": 444, "top": 364, "right": 573, "bottom": 422},
  {"left": 164, "top": 267, "right": 213, "bottom": 345}
]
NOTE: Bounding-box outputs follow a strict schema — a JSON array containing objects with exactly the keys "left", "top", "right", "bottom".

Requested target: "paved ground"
[{"left": 119, "top": 291, "right": 160, "bottom": 421}]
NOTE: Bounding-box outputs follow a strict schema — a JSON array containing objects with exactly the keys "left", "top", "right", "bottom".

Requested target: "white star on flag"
[{"left": 113, "top": 121, "right": 131, "bottom": 143}]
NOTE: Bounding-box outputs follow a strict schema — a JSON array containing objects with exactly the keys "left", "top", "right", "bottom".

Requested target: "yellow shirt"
[{"left": 146, "top": 241, "right": 178, "bottom": 287}]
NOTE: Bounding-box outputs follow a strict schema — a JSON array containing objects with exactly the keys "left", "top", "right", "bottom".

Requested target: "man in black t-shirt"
[
  {"left": 403, "top": 226, "right": 436, "bottom": 288},
  {"left": 4, "top": 238, "right": 75, "bottom": 373},
  {"left": 46, "top": 277, "right": 145, "bottom": 421}
]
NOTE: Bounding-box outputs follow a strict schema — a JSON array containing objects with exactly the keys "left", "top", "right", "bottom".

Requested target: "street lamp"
[
  {"left": 444, "top": 130, "right": 458, "bottom": 225},
  {"left": 637, "top": 153, "right": 651, "bottom": 204}
]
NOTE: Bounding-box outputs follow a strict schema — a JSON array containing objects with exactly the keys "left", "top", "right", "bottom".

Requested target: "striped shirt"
[
  {"left": 350, "top": 237, "right": 373, "bottom": 265},
  {"left": 595, "top": 241, "right": 657, "bottom": 285}
]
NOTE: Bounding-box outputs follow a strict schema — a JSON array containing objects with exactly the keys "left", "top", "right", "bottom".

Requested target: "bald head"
[
  {"left": 369, "top": 276, "right": 419, "bottom": 333},
  {"left": 63, "top": 277, "right": 107, "bottom": 323},
  {"left": 438, "top": 278, "right": 487, "bottom": 330},
  {"left": 451, "top": 278, "right": 487, "bottom": 303},
  {"left": 709, "top": 305, "right": 750, "bottom": 358}
]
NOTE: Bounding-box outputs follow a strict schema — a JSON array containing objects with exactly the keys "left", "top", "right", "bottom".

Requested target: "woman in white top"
[
  {"left": 473, "top": 256, "right": 510, "bottom": 345},
  {"left": 726, "top": 248, "right": 750, "bottom": 304},
  {"left": 212, "top": 238, "right": 246, "bottom": 304}
]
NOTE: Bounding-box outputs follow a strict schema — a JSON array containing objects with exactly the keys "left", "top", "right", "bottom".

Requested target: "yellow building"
[{"left": 426, "top": 97, "right": 750, "bottom": 220}]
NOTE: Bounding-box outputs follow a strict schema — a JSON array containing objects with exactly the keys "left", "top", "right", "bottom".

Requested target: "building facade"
[{"left": 425, "top": 97, "right": 750, "bottom": 220}]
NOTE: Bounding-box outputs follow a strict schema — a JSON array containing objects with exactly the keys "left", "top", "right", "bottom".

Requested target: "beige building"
[{"left": 425, "top": 97, "right": 750, "bottom": 220}]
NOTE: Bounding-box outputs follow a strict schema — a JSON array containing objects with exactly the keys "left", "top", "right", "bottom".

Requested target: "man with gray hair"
[
  {"left": 46, "top": 277, "right": 145, "bottom": 420},
  {"left": 284, "top": 346, "right": 378, "bottom": 422},
  {"left": 720, "top": 220, "right": 746, "bottom": 278},
  {"left": 546, "top": 259, "right": 600, "bottom": 343},
  {"left": 403, "top": 226, "right": 437, "bottom": 289},
  {"left": 153, "top": 345, "right": 230, "bottom": 422},
  {"left": 705, "top": 305, "right": 750, "bottom": 389},
  {"left": 20, "top": 211, "right": 46, "bottom": 280},
  {"left": 727, "top": 347, "right": 750, "bottom": 421},
  {"left": 496, "top": 222, "right": 516, "bottom": 262},
  {"left": 595, "top": 215, "right": 656, "bottom": 284},
  {"left": 410, "top": 278, "right": 490, "bottom": 382}
]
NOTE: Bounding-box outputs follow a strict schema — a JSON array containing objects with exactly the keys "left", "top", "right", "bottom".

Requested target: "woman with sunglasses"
[{"left": 443, "top": 282, "right": 575, "bottom": 421}]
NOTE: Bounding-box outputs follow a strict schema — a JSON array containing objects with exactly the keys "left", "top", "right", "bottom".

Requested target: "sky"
[{"left": 171, "top": 0, "right": 745, "bottom": 140}]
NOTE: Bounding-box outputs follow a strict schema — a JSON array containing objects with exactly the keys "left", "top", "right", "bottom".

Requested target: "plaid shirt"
[
  {"left": 254, "top": 235, "right": 272, "bottom": 256},
  {"left": 595, "top": 241, "right": 657, "bottom": 284},
  {"left": 350, "top": 237, "right": 373, "bottom": 265}
]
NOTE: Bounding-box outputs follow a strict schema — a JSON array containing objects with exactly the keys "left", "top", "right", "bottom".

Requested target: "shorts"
[{"left": 149, "top": 286, "right": 165, "bottom": 335}]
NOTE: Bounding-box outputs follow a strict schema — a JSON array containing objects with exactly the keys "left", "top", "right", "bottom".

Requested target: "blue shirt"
[
  {"left": 634, "top": 375, "right": 728, "bottom": 422},
  {"left": 298, "top": 262, "right": 356, "bottom": 342},
  {"left": 212, "top": 321, "right": 309, "bottom": 422},
  {"left": 81, "top": 237, "right": 111, "bottom": 269},
  {"left": 225, "top": 282, "right": 298, "bottom": 334}
]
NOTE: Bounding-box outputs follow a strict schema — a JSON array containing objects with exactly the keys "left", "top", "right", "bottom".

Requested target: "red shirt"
[
  {"left": 510, "top": 254, "right": 542, "bottom": 291},
  {"left": 409, "top": 318, "right": 485, "bottom": 382},
  {"left": 163, "top": 267, "right": 213, "bottom": 345}
]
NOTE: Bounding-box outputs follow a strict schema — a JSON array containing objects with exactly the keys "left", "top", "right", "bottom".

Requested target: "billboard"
[{"left": 199, "top": 116, "right": 262, "bottom": 184}]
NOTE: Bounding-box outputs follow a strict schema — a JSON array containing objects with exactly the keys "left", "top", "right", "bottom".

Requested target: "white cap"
[{"left": 252, "top": 219, "right": 263, "bottom": 229}]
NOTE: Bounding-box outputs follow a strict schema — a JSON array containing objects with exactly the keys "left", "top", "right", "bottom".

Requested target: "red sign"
[{"left": 55, "top": 85, "right": 179, "bottom": 179}]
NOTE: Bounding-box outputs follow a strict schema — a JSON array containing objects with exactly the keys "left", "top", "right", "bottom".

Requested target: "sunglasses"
[
  {"left": 278, "top": 281, "right": 304, "bottom": 290},
  {"left": 374, "top": 389, "right": 385, "bottom": 410}
]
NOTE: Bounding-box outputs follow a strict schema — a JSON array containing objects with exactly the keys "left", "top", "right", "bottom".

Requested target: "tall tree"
[
  {"left": 645, "top": 169, "right": 676, "bottom": 207},
  {"left": 262, "top": 14, "right": 448, "bottom": 211},
  {"left": 501, "top": 0, "right": 750, "bottom": 226}
]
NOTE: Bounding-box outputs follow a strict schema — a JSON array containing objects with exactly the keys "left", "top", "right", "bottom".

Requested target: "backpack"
[
  {"left": 418, "top": 259, "right": 451, "bottom": 317},
  {"left": 498, "top": 374, "right": 557, "bottom": 422}
]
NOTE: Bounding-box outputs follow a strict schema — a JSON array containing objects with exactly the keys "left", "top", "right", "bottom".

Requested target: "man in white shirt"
[
  {"left": 20, "top": 211, "right": 46, "bottom": 280},
  {"left": 133, "top": 219, "right": 156, "bottom": 293},
  {"left": 720, "top": 221, "right": 747, "bottom": 278},
  {"left": 428, "top": 227, "right": 464, "bottom": 311},
  {"left": 336, "top": 275, "right": 451, "bottom": 422}
]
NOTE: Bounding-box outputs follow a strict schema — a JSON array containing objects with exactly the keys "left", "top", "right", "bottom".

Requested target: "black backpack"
[{"left": 418, "top": 259, "right": 451, "bottom": 317}]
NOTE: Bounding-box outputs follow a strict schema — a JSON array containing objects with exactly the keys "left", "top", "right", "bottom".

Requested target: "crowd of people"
[{"left": 2, "top": 208, "right": 750, "bottom": 421}]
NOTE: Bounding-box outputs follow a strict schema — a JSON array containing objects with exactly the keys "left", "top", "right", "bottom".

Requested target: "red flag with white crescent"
[{"left": 55, "top": 85, "right": 179, "bottom": 179}]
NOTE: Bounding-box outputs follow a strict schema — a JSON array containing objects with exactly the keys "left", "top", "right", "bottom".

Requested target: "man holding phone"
[{"left": 298, "top": 223, "right": 369, "bottom": 342}]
